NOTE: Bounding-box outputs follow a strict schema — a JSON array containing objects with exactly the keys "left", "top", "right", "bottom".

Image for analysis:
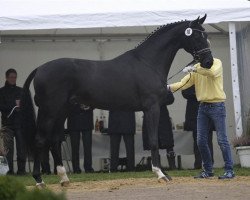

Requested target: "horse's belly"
[{"left": 76, "top": 88, "right": 142, "bottom": 111}]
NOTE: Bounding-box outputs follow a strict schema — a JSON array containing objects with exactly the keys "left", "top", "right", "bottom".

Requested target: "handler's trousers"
[{"left": 197, "top": 102, "right": 233, "bottom": 173}]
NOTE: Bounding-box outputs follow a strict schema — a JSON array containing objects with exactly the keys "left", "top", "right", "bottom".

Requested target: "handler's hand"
[
  {"left": 182, "top": 66, "right": 196, "bottom": 73},
  {"left": 16, "top": 100, "right": 20, "bottom": 107}
]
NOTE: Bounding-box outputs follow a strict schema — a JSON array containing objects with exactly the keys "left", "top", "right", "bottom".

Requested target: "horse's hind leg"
[
  {"left": 144, "top": 104, "right": 172, "bottom": 182},
  {"left": 32, "top": 109, "right": 53, "bottom": 188},
  {"left": 33, "top": 148, "right": 45, "bottom": 188},
  {"left": 33, "top": 101, "right": 69, "bottom": 187},
  {"left": 50, "top": 112, "right": 70, "bottom": 186}
]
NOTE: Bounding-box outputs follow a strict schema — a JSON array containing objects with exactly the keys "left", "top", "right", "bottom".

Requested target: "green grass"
[{"left": 9, "top": 165, "right": 250, "bottom": 186}]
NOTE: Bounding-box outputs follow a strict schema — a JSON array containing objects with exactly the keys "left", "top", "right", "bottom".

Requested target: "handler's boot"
[{"left": 167, "top": 151, "right": 176, "bottom": 170}]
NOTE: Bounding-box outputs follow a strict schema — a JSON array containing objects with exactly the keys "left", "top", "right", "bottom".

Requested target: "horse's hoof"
[
  {"left": 36, "top": 181, "right": 46, "bottom": 189},
  {"left": 60, "top": 180, "right": 70, "bottom": 187},
  {"left": 165, "top": 174, "right": 172, "bottom": 181},
  {"left": 158, "top": 175, "right": 172, "bottom": 183},
  {"left": 162, "top": 171, "right": 172, "bottom": 181}
]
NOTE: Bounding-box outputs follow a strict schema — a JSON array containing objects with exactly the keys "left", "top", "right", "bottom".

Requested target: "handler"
[
  {"left": 168, "top": 58, "right": 235, "bottom": 179},
  {"left": 182, "top": 86, "right": 215, "bottom": 169}
]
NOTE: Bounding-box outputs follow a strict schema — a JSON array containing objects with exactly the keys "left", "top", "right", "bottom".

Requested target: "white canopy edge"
[{"left": 1, "top": 0, "right": 250, "bottom": 31}]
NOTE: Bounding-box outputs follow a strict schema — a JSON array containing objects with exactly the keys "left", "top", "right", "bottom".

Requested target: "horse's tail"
[
  {"left": 23, "top": 68, "right": 38, "bottom": 90},
  {"left": 20, "top": 68, "right": 38, "bottom": 155}
]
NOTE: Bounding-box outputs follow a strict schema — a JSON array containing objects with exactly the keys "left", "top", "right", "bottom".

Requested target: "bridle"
[
  {"left": 167, "top": 26, "right": 211, "bottom": 92},
  {"left": 185, "top": 23, "right": 212, "bottom": 62},
  {"left": 193, "top": 47, "right": 211, "bottom": 62}
]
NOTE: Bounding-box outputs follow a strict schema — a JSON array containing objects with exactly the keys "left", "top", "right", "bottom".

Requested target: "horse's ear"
[
  {"left": 190, "top": 16, "right": 200, "bottom": 27},
  {"left": 199, "top": 14, "right": 207, "bottom": 24}
]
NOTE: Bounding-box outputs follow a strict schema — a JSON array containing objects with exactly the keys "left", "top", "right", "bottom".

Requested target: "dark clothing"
[
  {"left": 182, "top": 86, "right": 199, "bottom": 131},
  {"left": 182, "top": 86, "right": 214, "bottom": 168},
  {"left": 70, "top": 130, "right": 93, "bottom": 172},
  {"left": 142, "top": 90, "right": 175, "bottom": 150},
  {"left": 4, "top": 129, "right": 26, "bottom": 173},
  {"left": 110, "top": 134, "right": 135, "bottom": 171},
  {"left": 0, "top": 82, "right": 26, "bottom": 173},
  {"left": 163, "top": 89, "right": 175, "bottom": 106},
  {"left": 0, "top": 82, "right": 23, "bottom": 129},
  {"left": 108, "top": 111, "right": 136, "bottom": 171},
  {"left": 67, "top": 104, "right": 94, "bottom": 131},
  {"left": 108, "top": 111, "right": 136, "bottom": 135},
  {"left": 67, "top": 104, "right": 94, "bottom": 172}
]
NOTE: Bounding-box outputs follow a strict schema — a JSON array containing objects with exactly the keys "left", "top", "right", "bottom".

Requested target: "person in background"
[
  {"left": 168, "top": 57, "right": 235, "bottom": 179},
  {"left": 0, "top": 68, "right": 26, "bottom": 175},
  {"left": 142, "top": 89, "right": 176, "bottom": 170},
  {"left": 68, "top": 103, "right": 94, "bottom": 173},
  {"left": 108, "top": 111, "right": 136, "bottom": 172},
  {"left": 182, "top": 86, "right": 214, "bottom": 169}
]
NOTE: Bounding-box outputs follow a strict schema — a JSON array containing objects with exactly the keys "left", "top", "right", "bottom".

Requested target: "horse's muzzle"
[{"left": 200, "top": 53, "right": 213, "bottom": 69}]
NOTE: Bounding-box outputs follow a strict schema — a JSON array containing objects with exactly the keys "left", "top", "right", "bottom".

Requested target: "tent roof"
[{"left": 1, "top": 0, "right": 250, "bottom": 32}]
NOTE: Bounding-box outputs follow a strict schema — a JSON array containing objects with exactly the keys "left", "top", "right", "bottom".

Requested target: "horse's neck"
[
  {"left": 134, "top": 29, "right": 182, "bottom": 78},
  {"left": 155, "top": 44, "right": 180, "bottom": 78}
]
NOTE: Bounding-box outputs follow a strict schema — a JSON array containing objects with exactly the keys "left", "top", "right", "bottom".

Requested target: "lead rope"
[
  {"left": 7, "top": 106, "right": 19, "bottom": 118},
  {"left": 165, "top": 60, "right": 197, "bottom": 93},
  {"left": 167, "top": 60, "right": 197, "bottom": 82}
]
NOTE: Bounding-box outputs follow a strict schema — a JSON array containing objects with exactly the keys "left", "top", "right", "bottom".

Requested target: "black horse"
[{"left": 21, "top": 15, "right": 213, "bottom": 186}]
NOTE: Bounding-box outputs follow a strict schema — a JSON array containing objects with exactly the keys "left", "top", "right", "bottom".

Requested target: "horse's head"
[{"left": 182, "top": 14, "right": 213, "bottom": 69}]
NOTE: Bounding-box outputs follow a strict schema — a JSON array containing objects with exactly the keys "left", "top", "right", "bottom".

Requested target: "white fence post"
[{"left": 229, "top": 22, "right": 243, "bottom": 137}]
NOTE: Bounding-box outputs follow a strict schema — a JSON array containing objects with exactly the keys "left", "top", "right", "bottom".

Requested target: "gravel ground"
[{"left": 45, "top": 176, "right": 250, "bottom": 200}]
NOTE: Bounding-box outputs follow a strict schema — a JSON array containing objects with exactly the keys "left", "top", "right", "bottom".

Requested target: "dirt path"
[{"left": 47, "top": 176, "right": 250, "bottom": 200}]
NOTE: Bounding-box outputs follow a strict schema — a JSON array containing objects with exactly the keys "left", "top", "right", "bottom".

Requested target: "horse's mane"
[{"left": 135, "top": 20, "right": 188, "bottom": 49}]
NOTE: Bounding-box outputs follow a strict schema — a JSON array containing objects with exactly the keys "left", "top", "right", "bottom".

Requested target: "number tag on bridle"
[{"left": 185, "top": 28, "right": 193, "bottom": 36}]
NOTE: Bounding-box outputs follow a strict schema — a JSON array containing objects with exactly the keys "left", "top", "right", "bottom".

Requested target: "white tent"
[
  {"left": 0, "top": 0, "right": 250, "bottom": 169},
  {"left": 1, "top": 0, "right": 250, "bottom": 31}
]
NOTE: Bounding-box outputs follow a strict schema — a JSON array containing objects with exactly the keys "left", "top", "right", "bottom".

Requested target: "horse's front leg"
[{"left": 144, "top": 104, "right": 172, "bottom": 182}]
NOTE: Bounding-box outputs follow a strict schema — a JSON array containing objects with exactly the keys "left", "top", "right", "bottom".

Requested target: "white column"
[{"left": 229, "top": 22, "right": 243, "bottom": 137}]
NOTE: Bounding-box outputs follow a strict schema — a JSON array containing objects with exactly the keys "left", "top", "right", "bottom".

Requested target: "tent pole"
[{"left": 229, "top": 22, "right": 243, "bottom": 137}]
